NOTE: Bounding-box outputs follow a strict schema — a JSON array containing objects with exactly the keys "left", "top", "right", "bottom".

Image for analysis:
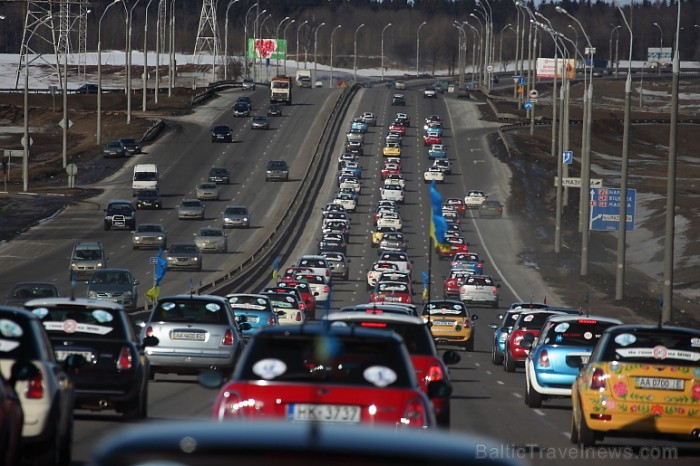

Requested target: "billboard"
[
  {"left": 647, "top": 47, "right": 672, "bottom": 63},
  {"left": 247, "top": 39, "right": 287, "bottom": 60},
  {"left": 536, "top": 58, "right": 575, "bottom": 79}
]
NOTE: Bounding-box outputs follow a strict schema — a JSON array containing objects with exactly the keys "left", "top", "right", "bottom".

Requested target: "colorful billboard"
[
  {"left": 536, "top": 58, "right": 575, "bottom": 79},
  {"left": 247, "top": 39, "right": 287, "bottom": 60}
]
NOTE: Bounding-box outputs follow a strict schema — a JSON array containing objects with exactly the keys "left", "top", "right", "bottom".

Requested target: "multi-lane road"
[{"left": 1, "top": 83, "right": 697, "bottom": 465}]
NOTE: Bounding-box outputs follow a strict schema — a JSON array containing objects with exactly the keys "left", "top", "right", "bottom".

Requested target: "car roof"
[
  {"left": 545, "top": 314, "right": 623, "bottom": 325},
  {"left": 24, "top": 297, "right": 124, "bottom": 310},
  {"left": 326, "top": 312, "right": 424, "bottom": 326}
]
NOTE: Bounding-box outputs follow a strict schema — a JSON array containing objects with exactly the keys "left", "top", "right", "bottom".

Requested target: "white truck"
[
  {"left": 270, "top": 75, "right": 293, "bottom": 105},
  {"left": 132, "top": 164, "right": 159, "bottom": 196},
  {"left": 295, "top": 70, "right": 312, "bottom": 88}
]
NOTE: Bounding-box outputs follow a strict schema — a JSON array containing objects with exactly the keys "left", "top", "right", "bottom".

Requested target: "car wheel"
[
  {"left": 122, "top": 383, "right": 147, "bottom": 420},
  {"left": 504, "top": 348, "right": 516, "bottom": 372},
  {"left": 492, "top": 299, "right": 499, "bottom": 309},
  {"left": 525, "top": 375, "right": 542, "bottom": 408},
  {"left": 463, "top": 335, "right": 474, "bottom": 352},
  {"left": 491, "top": 346, "right": 503, "bottom": 365},
  {"left": 574, "top": 398, "right": 596, "bottom": 446},
  {"left": 436, "top": 406, "right": 450, "bottom": 428}
]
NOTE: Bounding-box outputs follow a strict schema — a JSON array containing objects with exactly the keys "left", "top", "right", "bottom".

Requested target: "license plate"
[
  {"left": 635, "top": 377, "right": 685, "bottom": 391},
  {"left": 245, "top": 316, "right": 259, "bottom": 323},
  {"left": 288, "top": 404, "right": 360, "bottom": 423},
  {"left": 433, "top": 320, "right": 454, "bottom": 326},
  {"left": 171, "top": 331, "right": 206, "bottom": 341},
  {"left": 55, "top": 350, "right": 92, "bottom": 362}
]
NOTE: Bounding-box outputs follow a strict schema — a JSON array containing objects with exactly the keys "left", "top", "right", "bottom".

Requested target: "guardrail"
[{"left": 195, "top": 85, "right": 359, "bottom": 295}]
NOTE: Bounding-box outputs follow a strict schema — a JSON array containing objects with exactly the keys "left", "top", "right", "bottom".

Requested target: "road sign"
[
  {"left": 487, "top": 65, "right": 494, "bottom": 72},
  {"left": 149, "top": 256, "right": 158, "bottom": 265},
  {"left": 554, "top": 177, "right": 603, "bottom": 188},
  {"left": 66, "top": 163, "right": 78, "bottom": 176},
  {"left": 523, "top": 100, "right": 533, "bottom": 111},
  {"left": 590, "top": 188, "right": 636, "bottom": 231},
  {"left": 59, "top": 119, "right": 73, "bottom": 129},
  {"left": 20, "top": 136, "right": 33, "bottom": 148},
  {"left": 529, "top": 89, "right": 539, "bottom": 99},
  {"left": 3, "top": 149, "right": 24, "bottom": 158},
  {"left": 519, "top": 76, "right": 526, "bottom": 85},
  {"left": 562, "top": 151, "right": 573, "bottom": 165}
]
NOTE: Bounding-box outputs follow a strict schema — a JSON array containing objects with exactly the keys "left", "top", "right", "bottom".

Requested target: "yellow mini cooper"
[{"left": 421, "top": 300, "right": 478, "bottom": 352}]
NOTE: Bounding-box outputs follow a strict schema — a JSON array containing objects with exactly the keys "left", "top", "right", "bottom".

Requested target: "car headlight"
[
  {"left": 123, "top": 291, "right": 133, "bottom": 298},
  {"left": 87, "top": 291, "right": 97, "bottom": 298},
  {"left": 243, "top": 217, "right": 249, "bottom": 222},
  {"left": 157, "top": 236, "right": 164, "bottom": 240}
]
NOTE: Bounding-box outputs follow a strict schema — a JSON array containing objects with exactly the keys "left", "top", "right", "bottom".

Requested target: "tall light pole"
[
  {"left": 499, "top": 23, "right": 513, "bottom": 72},
  {"left": 313, "top": 22, "right": 326, "bottom": 84},
  {"left": 380, "top": 22, "right": 392, "bottom": 82},
  {"left": 416, "top": 21, "right": 427, "bottom": 78},
  {"left": 329, "top": 24, "right": 341, "bottom": 87},
  {"left": 275, "top": 16, "right": 291, "bottom": 75},
  {"left": 155, "top": 0, "right": 163, "bottom": 103},
  {"left": 168, "top": 0, "right": 175, "bottom": 97},
  {"left": 252, "top": 9, "right": 268, "bottom": 82},
  {"left": 143, "top": 0, "right": 155, "bottom": 111},
  {"left": 453, "top": 22, "right": 466, "bottom": 88},
  {"left": 224, "top": 0, "right": 241, "bottom": 80},
  {"left": 283, "top": 19, "right": 295, "bottom": 75},
  {"left": 353, "top": 23, "right": 365, "bottom": 82},
  {"left": 97, "top": 0, "right": 121, "bottom": 145},
  {"left": 653, "top": 22, "right": 663, "bottom": 75},
  {"left": 296, "top": 20, "right": 308, "bottom": 72},
  {"left": 567, "top": 24, "right": 578, "bottom": 69},
  {"left": 243, "top": 2, "right": 258, "bottom": 78},
  {"left": 469, "top": 13, "right": 484, "bottom": 86},
  {"left": 466, "top": 23, "right": 480, "bottom": 89},
  {"left": 126, "top": 0, "right": 141, "bottom": 124},
  {"left": 609, "top": 25, "right": 620, "bottom": 70},
  {"left": 557, "top": 5, "right": 594, "bottom": 277}
]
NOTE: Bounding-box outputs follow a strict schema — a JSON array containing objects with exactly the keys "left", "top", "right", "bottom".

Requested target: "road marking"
[
  {"left": 496, "top": 380, "right": 505, "bottom": 385},
  {"left": 512, "top": 392, "right": 522, "bottom": 398},
  {"left": 485, "top": 370, "right": 492, "bottom": 375},
  {"left": 533, "top": 409, "right": 546, "bottom": 416}
]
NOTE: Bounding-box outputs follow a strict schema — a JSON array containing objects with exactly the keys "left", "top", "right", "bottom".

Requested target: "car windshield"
[
  {"left": 73, "top": 248, "right": 101, "bottom": 260},
  {"left": 225, "top": 208, "right": 247, "bottom": 215},
  {"left": 198, "top": 229, "right": 223, "bottom": 237},
  {"left": 464, "top": 276, "right": 494, "bottom": 287},
  {"left": 90, "top": 271, "right": 131, "bottom": 285},
  {"left": 240, "top": 333, "right": 411, "bottom": 387},
  {"left": 423, "top": 302, "right": 468, "bottom": 317},
  {"left": 11, "top": 284, "right": 56, "bottom": 299},
  {"left": 514, "top": 312, "right": 562, "bottom": 330},
  {"left": 182, "top": 201, "right": 201, "bottom": 207},
  {"left": 109, "top": 203, "right": 132, "bottom": 211},
  {"left": 600, "top": 330, "right": 700, "bottom": 367},
  {"left": 137, "top": 225, "right": 162, "bottom": 233},
  {"left": 31, "top": 305, "right": 125, "bottom": 339},
  {"left": 170, "top": 244, "right": 198, "bottom": 254},
  {"left": 138, "top": 190, "right": 158, "bottom": 198},
  {"left": 152, "top": 299, "right": 228, "bottom": 324}
]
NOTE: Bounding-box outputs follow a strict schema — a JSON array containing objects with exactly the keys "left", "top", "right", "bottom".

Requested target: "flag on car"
[
  {"left": 154, "top": 248, "right": 168, "bottom": 286},
  {"left": 429, "top": 181, "right": 451, "bottom": 253}
]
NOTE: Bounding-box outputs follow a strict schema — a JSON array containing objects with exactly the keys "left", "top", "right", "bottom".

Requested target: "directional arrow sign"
[
  {"left": 589, "top": 187, "right": 636, "bottom": 231},
  {"left": 20, "top": 136, "right": 33, "bottom": 148},
  {"left": 59, "top": 119, "right": 73, "bottom": 129},
  {"left": 554, "top": 177, "right": 603, "bottom": 188},
  {"left": 562, "top": 151, "right": 573, "bottom": 165}
]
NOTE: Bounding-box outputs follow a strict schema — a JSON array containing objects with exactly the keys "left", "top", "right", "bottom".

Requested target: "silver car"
[
  {"left": 86, "top": 268, "right": 139, "bottom": 310},
  {"left": 321, "top": 251, "right": 350, "bottom": 280},
  {"left": 222, "top": 205, "right": 250, "bottom": 229},
  {"left": 379, "top": 231, "right": 408, "bottom": 253},
  {"left": 166, "top": 242, "right": 202, "bottom": 271},
  {"left": 138, "top": 294, "right": 245, "bottom": 378},
  {"left": 195, "top": 182, "right": 220, "bottom": 200},
  {"left": 178, "top": 198, "right": 205, "bottom": 220},
  {"left": 193, "top": 227, "right": 228, "bottom": 253},
  {"left": 132, "top": 223, "right": 167, "bottom": 250},
  {"left": 459, "top": 274, "right": 501, "bottom": 308}
]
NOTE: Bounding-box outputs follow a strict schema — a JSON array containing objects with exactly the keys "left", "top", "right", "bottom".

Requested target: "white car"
[
  {"left": 334, "top": 193, "right": 357, "bottom": 212},
  {"left": 381, "top": 184, "right": 404, "bottom": 203},
  {"left": 367, "top": 261, "right": 400, "bottom": 289},
  {"left": 383, "top": 174, "right": 406, "bottom": 189},
  {"left": 376, "top": 211, "right": 403, "bottom": 230},
  {"left": 424, "top": 166, "right": 445, "bottom": 183},
  {"left": 295, "top": 255, "right": 333, "bottom": 284},
  {"left": 292, "top": 272, "right": 330, "bottom": 301},
  {"left": 339, "top": 177, "right": 361, "bottom": 194},
  {"left": 432, "top": 158, "right": 452, "bottom": 174},
  {"left": 459, "top": 274, "right": 501, "bottom": 308},
  {"left": 377, "top": 251, "right": 412, "bottom": 276},
  {"left": 465, "top": 190, "right": 487, "bottom": 209}
]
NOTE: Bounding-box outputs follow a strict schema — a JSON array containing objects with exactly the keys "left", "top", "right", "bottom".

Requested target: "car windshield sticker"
[
  {"left": 524, "top": 315, "right": 535, "bottom": 322},
  {"left": 0, "top": 319, "right": 23, "bottom": 338},
  {"left": 363, "top": 366, "right": 398, "bottom": 388},
  {"left": 584, "top": 332, "right": 593, "bottom": 340},
  {"left": 615, "top": 333, "right": 637, "bottom": 346},
  {"left": 231, "top": 303, "right": 266, "bottom": 310},
  {"left": 31, "top": 308, "right": 50, "bottom": 319},
  {"left": 161, "top": 302, "right": 176, "bottom": 311},
  {"left": 205, "top": 303, "right": 221, "bottom": 312},
  {"left": 615, "top": 347, "right": 700, "bottom": 362},
  {"left": 0, "top": 338, "right": 20, "bottom": 352},
  {"left": 428, "top": 308, "right": 463, "bottom": 315},
  {"left": 92, "top": 310, "right": 113, "bottom": 323},
  {"left": 554, "top": 323, "right": 570, "bottom": 333},
  {"left": 43, "top": 321, "right": 113, "bottom": 335},
  {"left": 692, "top": 338, "right": 700, "bottom": 348},
  {"left": 252, "top": 358, "right": 287, "bottom": 380}
]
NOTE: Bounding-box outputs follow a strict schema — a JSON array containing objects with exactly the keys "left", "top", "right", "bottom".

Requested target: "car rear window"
[
  {"left": 152, "top": 299, "right": 228, "bottom": 324},
  {"left": 601, "top": 330, "right": 700, "bottom": 366},
  {"left": 0, "top": 317, "right": 43, "bottom": 359},
  {"left": 31, "top": 305, "right": 125, "bottom": 339},
  {"left": 423, "top": 302, "right": 468, "bottom": 317},
  {"left": 514, "top": 312, "right": 561, "bottom": 331},
  {"left": 241, "top": 334, "right": 411, "bottom": 387},
  {"left": 540, "top": 320, "right": 618, "bottom": 347},
  {"left": 464, "top": 276, "right": 494, "bottom": 287}
]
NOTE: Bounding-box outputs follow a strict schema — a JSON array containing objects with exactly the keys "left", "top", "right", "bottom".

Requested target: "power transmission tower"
[{"left": 193, "top": 0, "right": 219, "bottom": 65}]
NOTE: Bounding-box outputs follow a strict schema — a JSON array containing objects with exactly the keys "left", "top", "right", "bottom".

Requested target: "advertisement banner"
[
  {"left": 536, "top": 58, "right": 575, "bottom": 79},
  {"left": 647, "top": 47, "right": 672, "bottom": 63},
  {"left": 247, "top": 38, "right": 287, "bottom": 60}
]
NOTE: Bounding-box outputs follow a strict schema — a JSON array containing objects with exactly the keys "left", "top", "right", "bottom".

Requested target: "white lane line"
[
  {"left": 485, "top": 370, "right": 492, "bottom": 375},
  {"left": 533, "top": 409, "right": 546, "bottom": 417},
  {"left": 512, "top": 392, "right": 522, "bottom": 398},
  {"left": 496, "top": 380, "right": 505, "bottom": 385}
]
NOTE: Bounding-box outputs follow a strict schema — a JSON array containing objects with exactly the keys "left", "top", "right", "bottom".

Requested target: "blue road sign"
[
  {"left": 562, "top": 151, "right": 573, "bottom": 165},
  {"left": 519, "top": 76, "right": 526, "bottom": 85},
  {"left": 523, "top": 100, "right": 533, "bottom": 111},
  {"left": 590, "top": 188, "right": 636, "bottom": 231}
]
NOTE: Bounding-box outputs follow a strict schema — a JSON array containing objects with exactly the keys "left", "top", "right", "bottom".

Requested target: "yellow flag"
[
  {"left": 422, "top": 288, "right": 429, "bottom": 301},
  {"left": 145, "top": 286, "right": 160, "bottom": 303}
]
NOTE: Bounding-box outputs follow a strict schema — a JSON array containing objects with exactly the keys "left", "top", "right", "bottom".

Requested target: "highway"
[{"left": 1, "top": 83, "right": 697, "bottom": 465}]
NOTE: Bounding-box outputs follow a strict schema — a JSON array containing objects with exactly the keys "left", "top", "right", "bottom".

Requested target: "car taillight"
[
  {"left": 223, "top": 329, "right": 234, "bottom": 346},
  {"left": 145, "top": 326, "right": 154, "bottom": 337},
  {"left": 361, "top": 322, "right": 387, "bottom": 328},
  {"left": 590, "top": 367, "right": 607, "bottom": 391},
  {"left": 323, "top": 286, "right": 329, "bottom": 293},
  {"left": 299, "top": 302, "right": 306, "bottom": 311},
  {"left": 426, "top": 362, "right": 444, "bottom": 383},
  {"left": 25, "top": 371, "right": 44, "bottom": 399},
  {"left": 491, "top": 287, "right": 498, "bottom": 295},
  {"left": 296, "top": 312, "right": 302, "bottom": 322},
  {"left": 268, "top": 315, "right": 276, "bottom": 326},
  {"left": 538, "top": 349, "right": 550, "bottom": 368},
  {"left": 116, "top": 346, "right": 133, "bottom": 370},
  {"left": 401, "top": 398, "right": 429, "bottom": 428}
]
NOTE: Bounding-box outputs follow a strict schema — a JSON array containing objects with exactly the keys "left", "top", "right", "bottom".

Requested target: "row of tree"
[{"left": 1, "top": 1, "right": 699, "bottom": 73}]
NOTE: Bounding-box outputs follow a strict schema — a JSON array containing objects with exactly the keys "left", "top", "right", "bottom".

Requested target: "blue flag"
[{"left": 154, "top": 248, "right": 168, "bottom": 286}]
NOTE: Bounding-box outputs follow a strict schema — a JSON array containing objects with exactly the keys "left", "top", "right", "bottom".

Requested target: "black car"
[
  {"left": 236, "top": 96, "right": 253, "bottom": 109},
  {"left": 103, "top": 141, "right": 126, "bottom": 158},
  {"left": 267, "top": 103, "right": 282, "bottom": 116},
  {"left": 76, "top": 83, "right": 98, "bottom": 94},
  {"left": 208, "top": 167, "right": 231, "bottom": 184},
  {"left": 104, "top": 200, "right": 136, "bottom": 231},
  {"left": 211, "top": 125, "right": 233, "bottom": 143},
  {"left": 23, "top": 297, "right": 157, "bottom": 420},
  {"left": 232, "top": 102, "right": 250, "bottom": 117},
  {"left": 250, "top": 115, "right": 270, "bottom": 130},
  {"left": 134, "top": 189, "right": 162, "bottom": 210},
  {"left": 118, "top": 138, "right": 141, "bottom": 155}
]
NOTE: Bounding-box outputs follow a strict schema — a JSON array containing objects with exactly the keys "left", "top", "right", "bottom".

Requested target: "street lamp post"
[
  {"left": 243, "top": 2, "right": 258, "bottom": 78},
  {"left": 469, "top": 13, "right": 484, "bottom": 86},
  {"left": 253, "top": 10, "right": 269, "bottom": 82},
  {"left": 126, "top": 0, "right": 141, "bottom": 124},
  {"left": 381, "top": 23, "right": 392, "bottom": 82},
  {"left": 329, "top": 25, "right": 341, "bottom": 87},
  {"left": 653, "top": 22, "right": 663, "bottom": 75},
  {"left": 466, "top": 23, "right": 480, "bottom": 89},
  {"left": 353, "top": 23, "right": 365, "bottom": 82},
  {"left": 499, "top": 23, "right": 512, "bottom": 72},
  {"left": 275, "top": 16, "right": 291, "bottom": 75},
  {"left": 609, "top": 25, "right": 620, "bottom": 71},
  {"left": 296, "top": 20, "right": 308, "bottom": 73},
  {"left": 97, "top": 0, "right": 121, "bottom": 145},
  {"left": 416, "top": 21, "right": 427, "bottom": 78},
  {"left": 143, "top": 0, "right": 155, "bottom": 112},
  {"left": 224, "top": 0, "right": 241, "bottom": 81},
  {"left": 168, "top": 0, "right": 175, "bottom": 97},
  {"left": 567, "top": 24, "right": 578, "bottom": 69},
  {"left": 283, "top": 19, "right": 295, "bottom": 75},
  {"left": 453, "top": 22, "right": 466, "bottom": 88},
  {"left": 313, "top": 22, "right": 326, "bottom": 84}
]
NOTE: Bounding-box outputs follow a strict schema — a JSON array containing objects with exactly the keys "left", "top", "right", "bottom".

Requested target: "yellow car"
[
  {"left": 383, "top": 142, "right": 401, "bottom": 157},
  {"left": 421, "top": 300, "right": 478, "bottom": 351},
  {"left": 571, "top": 325, "right": 700, "bottom": 446},
  {"left": 372, "top": 226, "right": 396, "bottom": 247}
]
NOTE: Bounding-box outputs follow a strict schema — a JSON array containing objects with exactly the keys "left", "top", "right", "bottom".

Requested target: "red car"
[
  {"left": 444, "top": 198, "right": 466, "bottom": 217},
  {"left": 423, "top": 132, "right": 442, "bottom": 146},
  {"left": 370, "top": 281, "right": 413, "bottom": 305},
  {"left": 388, "top": 121, "right": 406, "bottom": 135},
  {"left": 209, "top": 325, "right": 443, "bottom": 429},
  {"left": 381, "top": 163, "right": 401, "bottom": 179},
  {"left": 325, "top": 312, "right": 460, "bottom": 427},
  {"left": 438, "top": 236, "right": 469, "bottom": 259},
  {"left": 442, "top": 270, "right": 473, "bottom": 298},
  {"left": 503, "top": 310, "right": 571, "bottom": 372},
  {"left": 275, "top": 281, "right": 316, "bottom": 316}
]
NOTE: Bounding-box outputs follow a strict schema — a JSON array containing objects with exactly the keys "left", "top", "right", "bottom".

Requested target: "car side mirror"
[
  {"left": 522, "top": 333, "right": 534, "bottom": 342},
  {"left": 471, "top": 314, "right": 478, "bottom": 321},
  {"left": 135, "top": 320, "right": 146, "bottom": 328},
  {"left": 442, "top": 350, "right": 461, "bottom": 365},
  {"left": 134, "top": 280, "right": 139, "bottom": 285},
  {"left": 275, "top": 310, "right": 286, "bottom": 316},
  {"left": 198, "top": 369, "right": 225, "bottom": 389},
  {"left": 488, "top": 323, "right": 498, "bottom": 330},
  {"left": 239, "top": 322, "right": 252, "bottom": 331},
  {"left": 520, "top": 340, "right": 532, "bottom": 349},
  {"left": 9, "top": 361, "right": 39, "bottom": 387},
  {"left": 142, "top": 336, "right": 159, "bottom": 348},
  {"left": 427, "top": 379, "right": 452, "bottom": 399}
]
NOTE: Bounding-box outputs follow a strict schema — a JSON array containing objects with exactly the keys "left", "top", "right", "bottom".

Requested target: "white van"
[{"left": 132, "top": 164, "right": 159, "bottom": 196}]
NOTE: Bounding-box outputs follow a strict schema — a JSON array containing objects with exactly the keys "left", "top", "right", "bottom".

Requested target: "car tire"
[
  {"left": 122, "top": 384, "right": 148, "bottom": 420},
  {"left": 436, "top": 406, "right": 451, "bottom": 428},
  {"left": 491, "top": 346, "right": 503, "bottom": 365},
  {"left": 463, "top": 335, "right": 474, "bottom": 352},
  {"left": 525, "top": 375, "right": 542, "bottom": 408},
  {"left": 504, "top": 348, "right": 516, "bottom": 372},
  {"left": 492, "top": 300, "right": 499, "bottom": 309},
  {"left": 573, "top": 398, "right": 596, "bottom": 446}
]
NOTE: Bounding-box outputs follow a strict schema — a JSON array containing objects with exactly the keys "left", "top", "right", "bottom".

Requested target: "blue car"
[
  {"left": 428, "top": 144, "right": 447, "bottom": 159},
  {"left": 522, "top": 314, "right": 622, "bottom": 408},
  {"left": 351, "top": 118, "right": 367, "bottom": 133},
  {"left": 450, "top": 252, "right": 483, "bottom": 274},
  {"left": 226, "top": 293, "right": 279, "bottom": 340},
  {"left": 487, "top": 302, "right": 550, "bottom": 365}
]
